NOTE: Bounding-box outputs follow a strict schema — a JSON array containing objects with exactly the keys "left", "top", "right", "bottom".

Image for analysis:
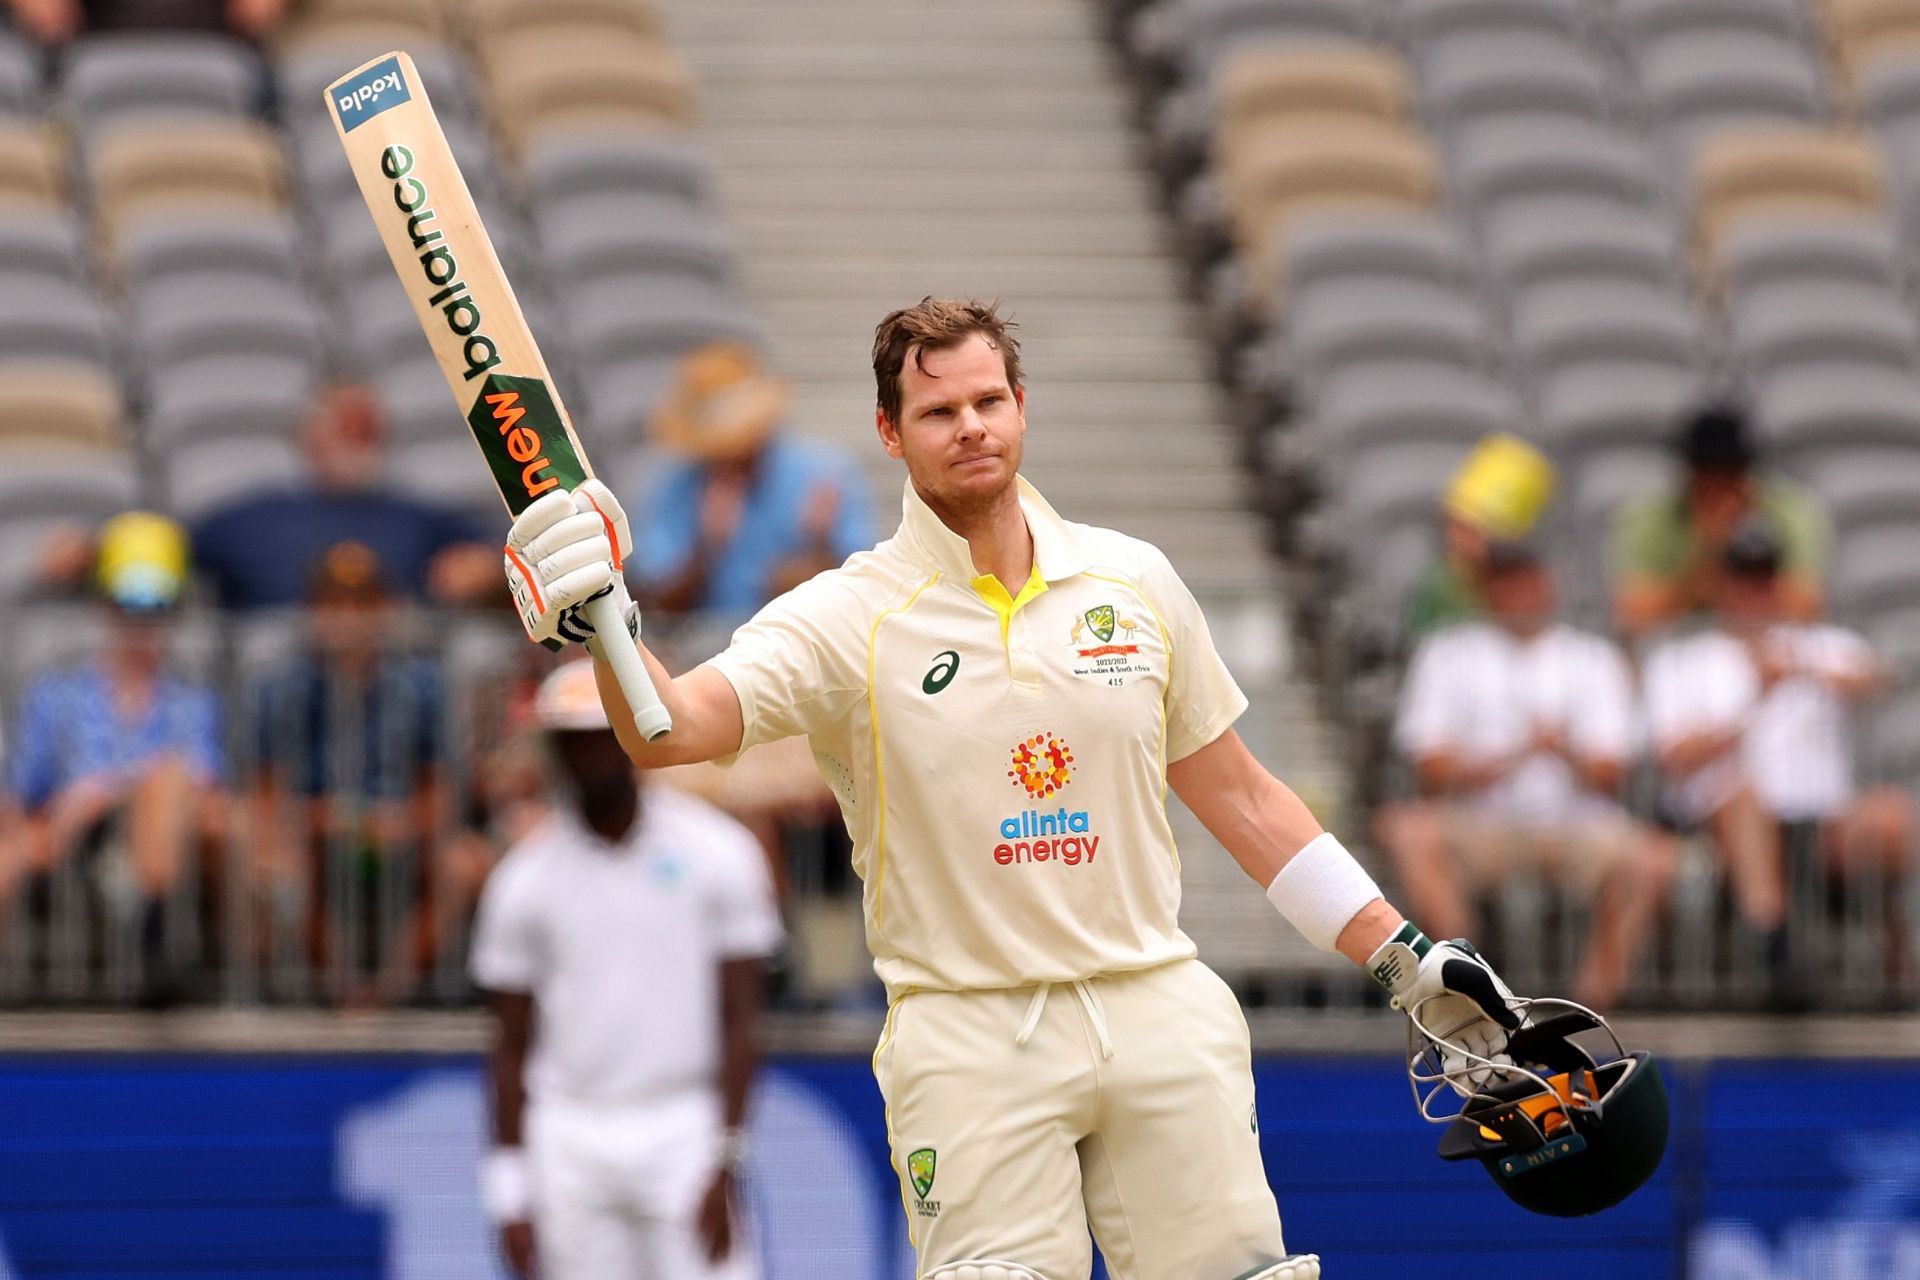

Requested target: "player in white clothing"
[
  {"left": 498, "top": 299, "right": 1525, "bottom": 1279},
  {"left": 470, "top": 661, "right": 783, "bottom": 1280}
]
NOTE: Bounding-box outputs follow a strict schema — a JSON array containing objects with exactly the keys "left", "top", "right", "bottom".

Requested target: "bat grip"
[{"left": 583, "top": 594, "right": 673, "bottom": 741}]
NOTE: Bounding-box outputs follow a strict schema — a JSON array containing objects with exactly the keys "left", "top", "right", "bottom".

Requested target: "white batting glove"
[
  {"left": 1370, "top": 925, "right": 1525, "bottom": 1092},
  {"left": 503, "top": 479, "right": 640, "bottom": 650}
]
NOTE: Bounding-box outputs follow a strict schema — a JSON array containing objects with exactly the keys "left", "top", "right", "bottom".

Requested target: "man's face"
[
  {"left": 107, "top": 609, "right": 170, "bottom": 671},
  {"left": 877, "top": 334, "right": 1026, "bottom": 516},
  {"left": 1687, "top": 467, "right": 1753, "bottom": 543},
  {"left": 549, "top": 729, "right": 638, "bottom": 811},
  {"left": 312, "top": 594, "right": 390, "bottom": 661},
  {"left": 1484, "top": 564, "right": 1554, "bottom": 631},
  {"left": 305, "top": 389, "right": 387, "bottom": 493}
]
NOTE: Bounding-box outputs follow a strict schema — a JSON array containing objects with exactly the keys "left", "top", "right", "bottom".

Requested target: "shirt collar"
[{"left": 894, "top": 475, "right": 1089, "bottom": 584}]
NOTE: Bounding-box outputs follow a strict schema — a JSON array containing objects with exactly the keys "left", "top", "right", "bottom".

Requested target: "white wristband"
[
  {"left": 480, "top": 1147, "right": 533, "bottom": 1223},
  {"left": 1265, "top": 831, "right": 1382, "bottom": 952}
]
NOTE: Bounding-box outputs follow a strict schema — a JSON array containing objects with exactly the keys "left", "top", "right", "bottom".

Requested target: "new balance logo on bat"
[
  {"left": 486, "top": 389, "right": 560, "bottom": 501},
  {"left": 331, "top": 56, "right": 411, "bottom": 130},
  {"left": 378, "top": 143, "right": 501, "bottom": 382}
]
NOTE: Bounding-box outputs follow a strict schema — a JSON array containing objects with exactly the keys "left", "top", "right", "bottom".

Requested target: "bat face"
[{"left": 326, "top": 51, "right": 592, "bottom": 517}]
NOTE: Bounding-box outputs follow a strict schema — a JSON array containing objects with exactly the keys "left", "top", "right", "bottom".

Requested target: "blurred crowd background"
[{"left": 0, "top": 0, "right": 1914, "bottom": 1022}]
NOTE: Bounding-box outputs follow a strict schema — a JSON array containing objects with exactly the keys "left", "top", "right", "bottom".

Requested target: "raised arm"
[{"left": 593, "top": 649, "right": 744, "bottom": 768}]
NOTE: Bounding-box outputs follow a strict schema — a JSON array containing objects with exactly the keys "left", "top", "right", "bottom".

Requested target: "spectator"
[
  {"left": 5, "top": 0, "right": 286, "bottom": 41},
  {"left": 1612, "top": 404, "right": 1831, "bottom": 640},
  {"left": 1377, "top": 540, "right": 1670, "bottom": 1009},
  {"left": 1641, "top": 523, "right": 1799, "bottom": 998},
  {"left": 6, "top": 512, "right": 224, "bottom": 1002},
  {"left": 192, "top": 383, "right": 498, "bottom": 611},
  {"left": 1662, "top": 520, "right": 1913, "bottom": 981},
  {"left": 1404, "top": 434, "right": 1555, "bottom": 638},
  {"left": 637, "top": 342, "right": 875, "bottom": 617},
  {"left": 250, "top": 542, "right": 451, "bottom": 1005}
]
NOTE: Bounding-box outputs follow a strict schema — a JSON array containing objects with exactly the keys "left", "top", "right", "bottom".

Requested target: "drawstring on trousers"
[{"left": 1013, "top": 979, "right": 1115, "bottom": 1060}]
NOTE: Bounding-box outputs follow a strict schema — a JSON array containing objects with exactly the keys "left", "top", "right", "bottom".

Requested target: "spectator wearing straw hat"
[
  {"left": 6, "top": 512, "right": 225, "bottom": 1002},
  {"left": 636, "top": 343, "right": 876, "bottom": 618},
  {"left": 1404, "top": 434, "right": 1556, "bottom": 639}
]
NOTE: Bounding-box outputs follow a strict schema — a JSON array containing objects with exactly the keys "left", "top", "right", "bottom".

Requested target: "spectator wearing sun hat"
[
  {"left": 1404, "top": 434, "right": 1557, "bottom": 639},
  {"left": 6, "top": 511, "right": 226, "bottom": 1001},
  {"left": 635, "top": 343, "right": 876, "bottom": 619}
]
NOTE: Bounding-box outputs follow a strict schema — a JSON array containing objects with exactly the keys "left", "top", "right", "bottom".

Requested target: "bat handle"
[{"left": 583, "top": 594, "right": 673, "bottom": 741}]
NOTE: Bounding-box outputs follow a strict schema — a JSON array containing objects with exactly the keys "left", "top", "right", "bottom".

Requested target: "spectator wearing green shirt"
[
  {"left": 1611, "top": 405, "right": 1831, "bottom": 641},
  {"left": 1404, "top": 434, "right": 1556, "bottom": 639}
]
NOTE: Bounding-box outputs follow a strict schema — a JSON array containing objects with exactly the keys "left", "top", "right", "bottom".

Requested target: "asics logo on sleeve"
[{"left": 922, "top": 650, "right": 960, "bottom": 694}]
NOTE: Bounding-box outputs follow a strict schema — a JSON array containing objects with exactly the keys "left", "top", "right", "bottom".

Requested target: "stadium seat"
[
  {"left": 389, "top": 437, "right": 502, "bottom": 520},
  {"left": 88, "top": 118, "right": 287, "bottom": 238},
  {"left": 1640, "top": 32, "right": 1827, "bottom": 156},
  {"left": 1856, "top": 47, "right": 1920, "bottom": 133},
  {"left": 1162, "top": 43, "right": 1411, "bottom": 181},
  {"left": 1729, "top": 280, "right": 1920, "bottom": 378},
  {"left": 1452, "top": 119, "right": 1664, "bottom": 223},
  {"left": 374, "top": 357, "right": 462, "bottom": 444},
  {"left": 1715, "top": 215, "right": 1904, "bottom": 295},
  {"left": 1417, "top": 31, "right": 1615, "bottom": 129},
  {"left": 112, "top": 210, "right": 304, "bottom": 291},
  {"left": 0, "top": 360, "right": 122, "bottom": 449},
  {"left": 565, "top": 278, "right": 760, "bottom": 375},
  {"left": 482, "top": 30, "right": 695, "bottom": 152},
  {"left": 0, "top": 276, "right": 114, "bottom": 368},
  {"left": 1534, "top": 360, "right": 1702, "bottom": 458},
  {"left": 0, "top": 30, "right": 39, "bottom": 115},
  {"left": 1276, "top": 212, "right": 1473, "bottom": 298},
  {"left": 1826, "top": 0, "right": 1920, "bottom": 82},
  {"left": 1568, "top": 445, "right": 1678, "bottom": 541},
  {"left": 1482, "top": 204, "right": 1684, "bottom": 294},
  {"left": 1694, "top": 129, "right": 1886, "bottom": 263},
  {"left": 1613, "top": 0, "right": 1806, "bottom": 47},
  {"left": 163, "top": 436, "right": 301, "bottom": 520},
  {"left": 462, "top": 0, "right": 663, "bottom": 41},
  {"left": 289, "top": 108, "right": 500, "bottom": 206},
  {"left": 1217, "top": 119, "right": 1437, "bottom": 259},
  {"left": 144, "top": 370, "right": 314, "bottom": 451},
  {"left": 129, "top": 274, "right": 323, "bottom": 369},
  {"left": 0, "top": 122, "right": 66, "bottom": 206},
  {"left": 1397, "top": 0, "right": 1585, "bottom": 44},
  {"left": 1284, "top": 277, "right": 1496, "bottom": 388},
  {"left": 1801, "top": 449, "right": 1920, "bottom": 537},
  {"left": 275, "top": 0, "right": 449, "bottom": 45},
  {"left": 0, "top": 211, "right": 86, "bottom": 282},
  {"left": 1302, "top": 361, "right": 1523, "bottom": 478},
  {"left": 541, "top": 216, "right": 733, "bottom": 293},
  {"left": 62, "top": 33, "right": 262, "bottom": 126},
  {"left": 1301, "top": 438, "right": 1473, "bottom": 555},
  {"left": 580, "top": 354, "right": 687, "bottom": 448},
  {"left": 519, "top": 131, "right": 712, "bottom": 205},
  {"left": 1130, "top": 0, "right": 1380, "bottom": 88},
  {"left": 1863, "top": 680, "right": 1920, "bottom": 786},
  {"left": 1754, "top": 363, "right": 1920, "bottom": 458},
  {"left": 1830, "top": 523, "right": 1920, "bottom": 616},
  {"left": 1509, "top": 280, "right": 1703, "bottom": 382},
  {"left": 0, "top": 450, "right": 141, "bottom": 600}
]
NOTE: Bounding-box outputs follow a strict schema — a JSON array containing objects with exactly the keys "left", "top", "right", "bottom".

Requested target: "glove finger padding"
[
  {"left": 522, "top": 511, "right": 611, "bottom": 568},
  {"left": 505, "top": 489, "right": 578, "bottom": 551},
  {"left": 573, "top": 479, "right": 632, "bottom": 564}
]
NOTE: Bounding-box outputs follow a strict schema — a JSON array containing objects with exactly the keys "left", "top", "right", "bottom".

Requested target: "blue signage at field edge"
[
  {"left": 0, "top": 1055, "right": 1910, "bottom": 1278},
  {"left": 330, "top": 54, "right": 412, "bottom": 131}
]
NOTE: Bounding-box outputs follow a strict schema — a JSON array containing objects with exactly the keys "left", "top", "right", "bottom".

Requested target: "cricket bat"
[{"left": 325, "top": 51, "right": 672, "bottom": 741}]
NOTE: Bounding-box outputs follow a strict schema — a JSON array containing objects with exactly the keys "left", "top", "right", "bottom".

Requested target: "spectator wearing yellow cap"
[
  {"left": 6, "top": 512, "right": 225, "bottom": 1004},
  {"left": 635, "top": 344, "right": 876, "bottom": 618},
  {"left": 1404, "top": 435, "right": 1556, "bottom": 639}
]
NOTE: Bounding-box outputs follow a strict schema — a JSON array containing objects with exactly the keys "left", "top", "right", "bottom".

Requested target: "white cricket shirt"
[
  {"left": 468, "top": 787, "right": 783, "bottom": 1106},
  {"left": 1394, "top": 621, "right": 1636, "bottom": 826},
  {"left": 704, "top": 477, "right": 1247, "bottom": 999},
  {"left": 1642, "top": 629, "right": 1758, "bottom": 822}
]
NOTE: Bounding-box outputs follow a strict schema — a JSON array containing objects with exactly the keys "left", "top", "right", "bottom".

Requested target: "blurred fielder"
[
  {"left": 470, "top": 661, "right": 782, "bottom": 1279},
  {"left": 502, "top": 299, "right": 1522, "bottom": 1280}
]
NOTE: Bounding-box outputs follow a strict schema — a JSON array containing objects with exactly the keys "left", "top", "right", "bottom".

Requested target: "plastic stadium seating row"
[
  {"left": 0, "top": 0, "right": 761, "bottom": 586},
  {"left": 1107, "top": 0, "right": 1920, "bottom": 794}
]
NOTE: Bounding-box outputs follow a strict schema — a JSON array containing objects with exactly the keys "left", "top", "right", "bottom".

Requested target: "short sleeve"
[
  {"left": 635, "top": 462, "right": 703, "bottom": 588},
  {"left": 1610, "top": 493, "right": 1683, "bottom": 583},
  {"left": 1393, "top": 634, "right": 1456, "bottom": 757},
  {"left": 9, "top": 677, "right": 60, "bottom": 810},
  {"left": 468, "top": 854, "right": 545, "bottom": 993},
  {"left": 180, "top": 686, "right": 225, "bottom": 785},
  {"left": 1770, "top": 483, "right": 1833, "bottom": 584},
  {"left": 698, "top": 813, "right": 785, "bottom": 960},
  {"left": 1570, "top": 637, "right": 1634, "bottom": 762},
  {"left": 702, "top": 571, "right": 875, "bottom": 755},
  {"left": 1134, "top": 547, "right": 1247, "bottom": 762}
]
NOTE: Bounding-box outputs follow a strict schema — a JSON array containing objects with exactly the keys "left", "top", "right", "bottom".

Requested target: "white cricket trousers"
[
  {"left": 873, "top": 958, "right": 1289, "bottom": 1280},
  {"left": 526, "top": 1090, "right": 756, "bottom": 1280}
]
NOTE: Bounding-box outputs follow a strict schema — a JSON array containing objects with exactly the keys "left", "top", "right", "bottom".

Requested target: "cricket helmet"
[{"left": 1406, "top": 997, "right": 1668, "bottom": 1217}]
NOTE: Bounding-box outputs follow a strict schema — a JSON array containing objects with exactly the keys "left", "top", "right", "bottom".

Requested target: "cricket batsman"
[{"left": 500, "top": 298, "right": 1522, "bottom": 1279}]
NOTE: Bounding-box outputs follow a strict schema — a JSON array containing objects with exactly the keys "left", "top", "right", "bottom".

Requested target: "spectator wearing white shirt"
[
  {"left": 1647, "top": 523, "right": 1911, "bottom": 973},
  {"left": 1378, "top": 542, "right": 1672, "bottom": 1009},
  {"left": 470, "top": 662, "right": 783, "bottom": 1280}
]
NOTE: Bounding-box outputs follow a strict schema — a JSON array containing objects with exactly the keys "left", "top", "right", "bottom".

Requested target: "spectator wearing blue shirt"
[
  {"left": 191, "top": 384, "right": 500, "bottom": 611},
  {"left": 249, "top": 542, "right": 453, "bottom": 1005},
  {"left": 637, "top": 343, "right": 875, "bottom": 618},
  {"left": 8, "top": 512, "right": 224, "bottom": 1002}
]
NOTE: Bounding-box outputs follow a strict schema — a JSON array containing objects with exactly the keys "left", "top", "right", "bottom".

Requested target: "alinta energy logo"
[{"left": 996, "top": 733, "right": 1100, "bottom": 868}]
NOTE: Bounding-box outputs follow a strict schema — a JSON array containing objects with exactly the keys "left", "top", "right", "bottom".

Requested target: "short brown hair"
[{"left": 872, "top": 297, "right": 1023, "bottom": 424}]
